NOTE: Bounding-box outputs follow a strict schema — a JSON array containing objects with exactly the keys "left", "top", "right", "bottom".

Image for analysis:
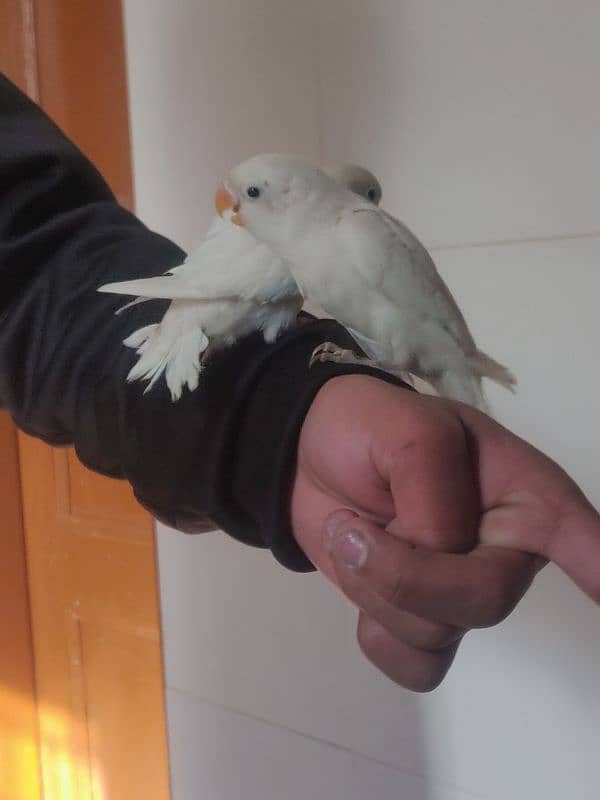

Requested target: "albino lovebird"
[
  {"left": 98, "top": 163, "right": 382, "bottom": 401},
  {"left": 215, "top": 153, "right": 516, "bottom": 412}
]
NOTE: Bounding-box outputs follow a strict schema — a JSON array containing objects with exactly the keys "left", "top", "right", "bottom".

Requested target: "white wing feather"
[
  {"left": 326, "top": 205, "right": 515, "bottom": 408},
  {"left": 100, "top": 216, "right": 302, "bottom": 401},
  {"left": 99, "top": 215, "right": 299, "bottom": 304},
  {"left": 338, "top": 207, "right": 476, "bottom": 353}
]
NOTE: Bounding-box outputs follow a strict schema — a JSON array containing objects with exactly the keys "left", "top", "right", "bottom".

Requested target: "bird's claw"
[
  {"left": 309, "top": 342, "right": 358, "bottom": 368},
  {"left": 310, "top": 342, "right": 417, "bottom": 387}
]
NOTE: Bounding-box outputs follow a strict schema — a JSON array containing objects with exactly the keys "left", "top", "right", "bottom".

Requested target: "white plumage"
[
  {"left": 220, "top": 153, "right": 516, "bottom": 412},
  {"left": 98, "top": 164, "right": 382, "bottom": 401}
]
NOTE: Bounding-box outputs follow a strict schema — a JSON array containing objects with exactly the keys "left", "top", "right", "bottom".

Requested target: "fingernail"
[
  {"left": 332, "top": 530, "right": 369, "bottom": 569},
  {"left": 324, "top": 509, "right": 358, "bottom": 550}
]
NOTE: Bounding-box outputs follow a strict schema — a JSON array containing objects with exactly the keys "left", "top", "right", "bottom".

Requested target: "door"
[{"left": 0, "top": 3, "right": 171, "bottom": 798}]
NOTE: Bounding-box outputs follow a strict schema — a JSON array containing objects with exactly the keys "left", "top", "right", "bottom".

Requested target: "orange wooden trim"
[
  {"left": 14, "top": 2, "right": 172, "bottom": 796},
  {"left": 0, "top": 2, "right": 43, "bottom": 796},
  {"left": 32, "top": 0, "right": 135, "bottom": 209},
  {"left": 2, "top": 1, "right": 170, "bottom": 796},
  {"left": 0, "top": 0, "right": 39, "bottom": 97},
  {"left": 0, "top": 414, "right": 42, "bottom": 800}
]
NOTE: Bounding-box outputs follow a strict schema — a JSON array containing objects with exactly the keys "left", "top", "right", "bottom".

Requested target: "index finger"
[{"left": 456, "top": 405, "right": 600, "bottom": 605}]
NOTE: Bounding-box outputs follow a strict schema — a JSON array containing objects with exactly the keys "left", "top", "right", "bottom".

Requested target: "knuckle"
[
  {"left": 589, "top": 581, "right": 600, "bottom": 607},
  {"left": 422, "top": 527, "right": 461, "bottom": 552},
  {"left": 356, "top": 616, "right": 386, "bottom": 658},
  {"left": 397, "top": 652, "right": 454, "bottom": 693},
  {"left": 356, "top": 616, "right": 457, "bottom": 693},
  {"left": 408, "top": 648, "right": 459, "bottom": 693},
  {"left": 477, "top": 574, "right": 519, "bottom": 627},
  {"left": 355, "top": 621, "right": 443, "bottom": 692},
  {"left": 390, "top": 406, "right": 465, "bottom": 464},
  {"left": 405, "top": 668, "right": 447, "bottom": 694},
  {"left": 412, "top": 622, "right": 462, "bottom": 652}
]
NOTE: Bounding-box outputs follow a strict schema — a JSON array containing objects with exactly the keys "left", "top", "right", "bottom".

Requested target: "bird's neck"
[{"left": 283, "top": 191, "right": 342, "bottom": 245}]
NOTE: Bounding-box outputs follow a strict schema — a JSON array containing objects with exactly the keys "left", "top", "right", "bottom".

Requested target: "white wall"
[
  {"left": 124, "top": 3, "right": 600, "bottom": 799},
  {"left": 123, "top": 0, "right": 320, "bottom": 251}
]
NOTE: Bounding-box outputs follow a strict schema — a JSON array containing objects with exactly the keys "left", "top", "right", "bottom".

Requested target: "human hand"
[{"left": 291, "top": 375, "right": 600, "bottom": 690}]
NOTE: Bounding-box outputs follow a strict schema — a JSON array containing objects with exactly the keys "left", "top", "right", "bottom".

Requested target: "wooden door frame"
[
  {"left": 0, "top": 416, "right": 41, "bottom": 798},
  {"left": 1, "top": 3, "right": 169, "bottom": 797},
  {"left": 0, "top": 3, "right": 42, "bottom": 796}
]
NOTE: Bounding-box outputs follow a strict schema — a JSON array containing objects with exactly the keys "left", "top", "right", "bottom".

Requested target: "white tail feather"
[
  {"left": 164, "top": 328, "right": 208, "bottom": 400},
  {"left": 115, "top": 296, "right": 151, "bottom": 315},
  {"left": 431, "top": 350, "right": 516, "bottom": 415},
  {"left": 99, "top": 277, "right": 183, "bottom": 299},
  {"left": 99, "top": 276, "right": 233, "bottom": 301},
  {"left": 470, "top": 350, "right": 517, "bottom": 392},
  {"left": 123, "top": 324, "right": 209, "bottom": 401},
  {"left": 123, "top": 324, "right": 159, "bottom": 350}
]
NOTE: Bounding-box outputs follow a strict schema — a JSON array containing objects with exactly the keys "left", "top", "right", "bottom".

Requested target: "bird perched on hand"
[
  {"left": 215, "top": 153, "right": 516, "bottom": 412},
  {"left": 98, "top": 163, "right": 383, "bottom": 401}
]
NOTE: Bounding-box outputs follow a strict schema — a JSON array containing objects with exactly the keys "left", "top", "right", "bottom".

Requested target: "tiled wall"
[{"left": 125, "top": 2, "right": 600, "bottom": 798}]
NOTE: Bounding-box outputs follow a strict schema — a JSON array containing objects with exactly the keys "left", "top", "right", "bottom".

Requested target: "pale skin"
[{"left": 291, "top": 375, "right": 600, "bottom": 691}]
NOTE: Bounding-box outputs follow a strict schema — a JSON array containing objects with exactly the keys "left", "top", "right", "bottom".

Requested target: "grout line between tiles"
[
  {"left": 429, "top": 229, "right": 600, "bottom": 254},
  {"left": 166, "top": 684, "right": 489, "bottom": 800}
]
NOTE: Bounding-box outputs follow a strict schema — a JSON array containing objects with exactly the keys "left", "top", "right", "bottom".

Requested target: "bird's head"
[
  {"left": 215, "top": 153, "right": 341, "bottom": 246},
  {"left": 322, "top": 163, "right": 382, "bottom": 206}
]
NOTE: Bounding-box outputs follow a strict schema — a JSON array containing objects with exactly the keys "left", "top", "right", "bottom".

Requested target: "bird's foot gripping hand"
[
  {"left": 310, "top": 341, "right": 414, "bottom": 385},
  {"left": 309, "top": 341, "right": 363, "bottom": 368}
]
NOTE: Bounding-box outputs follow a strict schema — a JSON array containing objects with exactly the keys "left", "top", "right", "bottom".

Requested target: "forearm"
[{"left": 1, "top": 74, "right": 413, "bottom": 570}]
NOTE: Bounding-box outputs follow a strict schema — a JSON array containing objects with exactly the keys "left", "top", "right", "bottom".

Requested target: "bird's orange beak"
[{"left": 215, "top": 184, "right": 244, "bottom": 226}]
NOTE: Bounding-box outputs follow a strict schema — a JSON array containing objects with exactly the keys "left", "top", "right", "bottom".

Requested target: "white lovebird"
[
  {"left": 98, "top": 164, "right": 383, "bottom": 401},
  {"left": 216, "top": 153, "right": 516, "bottom": 412}
]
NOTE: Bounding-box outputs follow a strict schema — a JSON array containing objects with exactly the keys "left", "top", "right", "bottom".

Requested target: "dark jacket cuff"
[{"left": 224, "top": 316, "right": 412, "bottom": 571}]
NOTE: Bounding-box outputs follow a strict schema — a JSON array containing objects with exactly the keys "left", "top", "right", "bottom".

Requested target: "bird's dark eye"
[
  {"left": 367, "top": 187, "right": 378, "bottom": 202},
  {"left": 247, "top": 185, "right": 261, "bottom": 199}
]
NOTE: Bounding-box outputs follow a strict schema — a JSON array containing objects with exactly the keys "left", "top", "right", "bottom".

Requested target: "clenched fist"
[{"left": 291, "top": 375, "right": 599, "bottom": 690}]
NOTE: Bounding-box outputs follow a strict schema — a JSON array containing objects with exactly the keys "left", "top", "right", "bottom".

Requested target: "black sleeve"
[{"left": 0, "top": 74, "right": 407, "bottom": 572}]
